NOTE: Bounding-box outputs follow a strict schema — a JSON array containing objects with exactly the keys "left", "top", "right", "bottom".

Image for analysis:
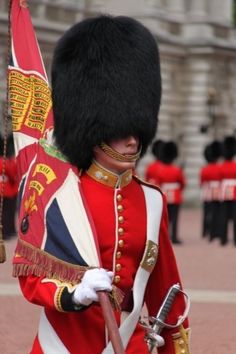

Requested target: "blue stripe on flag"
[{"left": 45, "top": 198, "right": 88, "bottom": 266}]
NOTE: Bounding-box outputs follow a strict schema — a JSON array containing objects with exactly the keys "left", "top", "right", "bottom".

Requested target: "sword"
[{"left": 140, "top": 283, "right": 190, "bottom": 353}]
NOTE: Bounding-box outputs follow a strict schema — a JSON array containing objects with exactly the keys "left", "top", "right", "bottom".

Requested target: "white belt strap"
[
  {"left": 103, "top": 186, "right": 163, "bottom": 353},
  {"left": 222, "top": 179, "right": 236, "bottom": 187},
  {"left": 161, "top": 182, "right": 180, "bottom": 190}
]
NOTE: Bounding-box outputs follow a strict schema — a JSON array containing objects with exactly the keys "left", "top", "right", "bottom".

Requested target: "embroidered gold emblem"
[
  {"left": 32, "top": 163, "right": 56, "bottom": 184},
  {"left": 29, "top": 180, "right": 45, "bottom": 195},
  {"left": 9, "top": 69, "right": 52, "bottom": 132},
  {"left": 24, "top": 192, "right": 38, "bottom": 214},
  {"left": 140, "top": 240, "right": 158, "bottom": 272}
]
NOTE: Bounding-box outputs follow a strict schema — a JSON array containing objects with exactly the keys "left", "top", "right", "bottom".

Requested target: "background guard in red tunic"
[
  {"left": 10, "top": 1, "right": 190, "bottom": 353},
  {"left": 199, "top": 141, "right": 222, "bottom": 241},
  {"left": 145, "top": 139, "right": 164, "bottom": 185},
  {"left": 146, "top": 141, "right": 186, "bottom": 245},
  {"left": 0, "top": 134, "right": 18, "bottom": 239},
  {"left": 219, "top": 136, "right": 236, "bottom": 246}
]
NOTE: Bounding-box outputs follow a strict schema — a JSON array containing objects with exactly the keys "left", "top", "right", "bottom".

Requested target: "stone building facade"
[{"left": 1, "top": 0, "right": 236, "bottom": 203}]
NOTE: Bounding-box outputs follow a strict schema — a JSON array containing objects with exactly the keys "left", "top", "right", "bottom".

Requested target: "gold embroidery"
[
  {"left": 54, "top": 286, "right": 65, "bottom": 312},
  {"left": 29, "top": 180, "right": 44, "bottom": 195},
  {"left": 172, "top": 326, "right": 190, "bottom": 354},
  {"left": 24, "top": 192, "right": 38, "bottom": 213},
  {"left": 140, "top": 240, "right": 158, "bottom": 272},
  {"left": 32, "top": 163, "right": 56, "bottom": 184},
  {"left": 9, "top": 69, "right": 52, "bottom": 133},
  {"left": 87, "top": 161, "right": 132, "bottom": 188}
]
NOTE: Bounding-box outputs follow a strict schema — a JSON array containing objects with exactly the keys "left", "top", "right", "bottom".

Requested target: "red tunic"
[
  {"left": 199, "top": 162, "right": 222, "bottom": 201},
  {"left": 19, "top": 166, "right": 189, "bottom": 354},
  {"left": 220, "top": 160, "right": 236, "bottom": 201},
  {"left": 145, "top": 161, "right": 185, "bottom": 204},
  {"left": 145, "top": 160, "right": 163, "bottom": 185},
  {"left": 0, "top": 157, "right": 18, "bottom": 198}
]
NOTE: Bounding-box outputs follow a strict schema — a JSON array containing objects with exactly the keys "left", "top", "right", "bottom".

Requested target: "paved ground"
[{"left": 1, "top": 207, "right": 236, "bottom": 353}]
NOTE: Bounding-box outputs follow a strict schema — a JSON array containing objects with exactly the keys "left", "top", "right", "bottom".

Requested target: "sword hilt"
[
  {"left": 143, "top": 283, "right": 182, "bottom": 353},
  {"left": 156, "top": 283, "right": 181, "bottom": 327}
]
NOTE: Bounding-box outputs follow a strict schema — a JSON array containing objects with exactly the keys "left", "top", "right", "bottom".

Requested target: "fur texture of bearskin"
[
  {"left": 151, "top": 139, "right": 164, "bottom": 160},
  {"left": 51, "top": 15, "right": 161, "bottom": 169},
  {"left": 222, "top": 136, "right": 236, "bottom": 160},
  {"left": 159, "top": 141, "right": 178, "bottom": 164},
  {"left": 204, "top": 141, "right": 222, "bottom": 163}
]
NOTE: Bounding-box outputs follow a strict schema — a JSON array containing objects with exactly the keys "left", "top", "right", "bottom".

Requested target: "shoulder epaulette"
[{"left": 133, "top": 174, "right": 163, "bottom": 194}]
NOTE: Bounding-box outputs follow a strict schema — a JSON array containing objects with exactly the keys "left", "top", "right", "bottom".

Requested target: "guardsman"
[
  {"left": 148, "top": 141, "right": 186, "bottom": 244},
  {"left": 0, "top": 134, "right": 18, "bottom": 239},
  {"left": 199, "top": 141, "right": 222, "bottom": 241},
  {"left": 219, "top": 136, "right": 236, "bottom": 246},
  {"left": 145, "top": 139, "right": 164, "bottom": 185},
  {"left": 9, "top": 1, "right": 190, "bottom": 353}
]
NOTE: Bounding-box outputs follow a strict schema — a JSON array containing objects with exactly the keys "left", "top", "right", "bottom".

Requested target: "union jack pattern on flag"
[{"left": 9, "top": 0, "right": 101, "bottom": 282}]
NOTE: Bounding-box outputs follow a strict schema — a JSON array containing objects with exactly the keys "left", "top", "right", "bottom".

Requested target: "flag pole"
[{"left": 98, "top": 292, "right": 125, "bottom": 354}]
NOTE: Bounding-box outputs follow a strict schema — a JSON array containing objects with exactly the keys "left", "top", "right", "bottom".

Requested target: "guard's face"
[{"left": 94, "top": 136, "right": 139, "bottom": 174}]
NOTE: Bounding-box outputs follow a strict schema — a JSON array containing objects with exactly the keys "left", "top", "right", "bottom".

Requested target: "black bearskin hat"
[
  {"left": 52, "top": 15, "right": 161, "bottom": 169},
  {"left": 159, "top": 141, "right": 178, "bottom": 164},
  {"left": 151, "top": 139, "right": 164, "bottom": 160},
  {"left": 203, "top": 141, "right": 222, "bottom": 163},
  {"left": 203, "top": 144, "right": 212, "bottom": 163},
  {"left": 222, "top": 136, "right": 236, "bottom": 160},
  {"left": 210, "top": 140, "right": 222, "bottom": 162}
]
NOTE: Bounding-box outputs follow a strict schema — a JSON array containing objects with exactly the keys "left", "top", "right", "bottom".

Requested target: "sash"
[{"left": 103, "top": 185, "right": 163, "bottom": 352}]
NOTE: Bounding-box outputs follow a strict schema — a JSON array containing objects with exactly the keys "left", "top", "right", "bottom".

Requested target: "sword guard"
[
  {"left": 147, "top": 332, "right": 165, "bottom": 347},
  {"left": 140, "top": 283, "right": 190, "bottom": 353}
]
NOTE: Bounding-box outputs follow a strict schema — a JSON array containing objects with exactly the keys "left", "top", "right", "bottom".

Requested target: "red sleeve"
[
  {"left": 145, "top": 199, "right": 189, "bottom": 354},
  {"left": 178, "top": 168, "right": 186, "bottom": 189},
  {"left": 5, "top": 158, "right": 18, "bottom": 184},
  {"left": 145, "top": 162, "right": 161, "bottom": 185},
  {"left": 199, "top": 167, "right": 204, "bottom": 184},
  {"left": 18, "top": 275, "right": 82, "bottom": 312},
  {"left": 19, "top": 275, "right": 58, "bottom": 310},
  {"left": 200, "top": 165, "right": 210, "bottom": 184}
]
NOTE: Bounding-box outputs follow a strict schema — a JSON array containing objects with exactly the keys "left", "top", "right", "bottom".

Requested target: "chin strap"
[{"left": 100, "top": 142, "right": 142, "bottom": 163}]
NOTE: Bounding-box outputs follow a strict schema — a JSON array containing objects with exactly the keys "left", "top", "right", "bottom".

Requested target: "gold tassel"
[
  {"left": 109, "top": 285, "right": 125, "bottom": 311},
  {"left": 0, "top": 238, "right": 6, "bottom": 263}
]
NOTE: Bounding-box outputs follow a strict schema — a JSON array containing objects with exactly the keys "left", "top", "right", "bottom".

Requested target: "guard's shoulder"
[{"left": 133, "top": 174, "right": 163, "bottom": 195}]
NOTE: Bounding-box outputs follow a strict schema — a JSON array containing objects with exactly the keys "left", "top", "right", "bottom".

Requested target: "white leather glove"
[{"left": 72, "top": 268, "right": 113, "bottom": 307}]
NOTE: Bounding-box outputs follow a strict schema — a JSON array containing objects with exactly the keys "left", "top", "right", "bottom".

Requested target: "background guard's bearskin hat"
[
  {"left": 151, "top": 139, "right": 164, "bottom": 160},
  {"left": 203, "top": 141, "right": 222, "bottom": 163},
  {"left": 159, "top": 141, "right": 178, "bottom": 164},
  {"left": 52, "top": 15, "right": 161, "bottom": 169},
  {"left": 210, "top": 140, "right": 222, "bottom": 162},
  {"left": 203, "top": 144, "right": 212, "bottom": 163},
  {"left": 222, "top": 136, "right": 236, "bottom": 160}
]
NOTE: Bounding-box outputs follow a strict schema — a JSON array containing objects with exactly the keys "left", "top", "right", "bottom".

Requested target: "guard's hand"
[{"left": 72, "top": 268, "right": 113, "bottom": 306}]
